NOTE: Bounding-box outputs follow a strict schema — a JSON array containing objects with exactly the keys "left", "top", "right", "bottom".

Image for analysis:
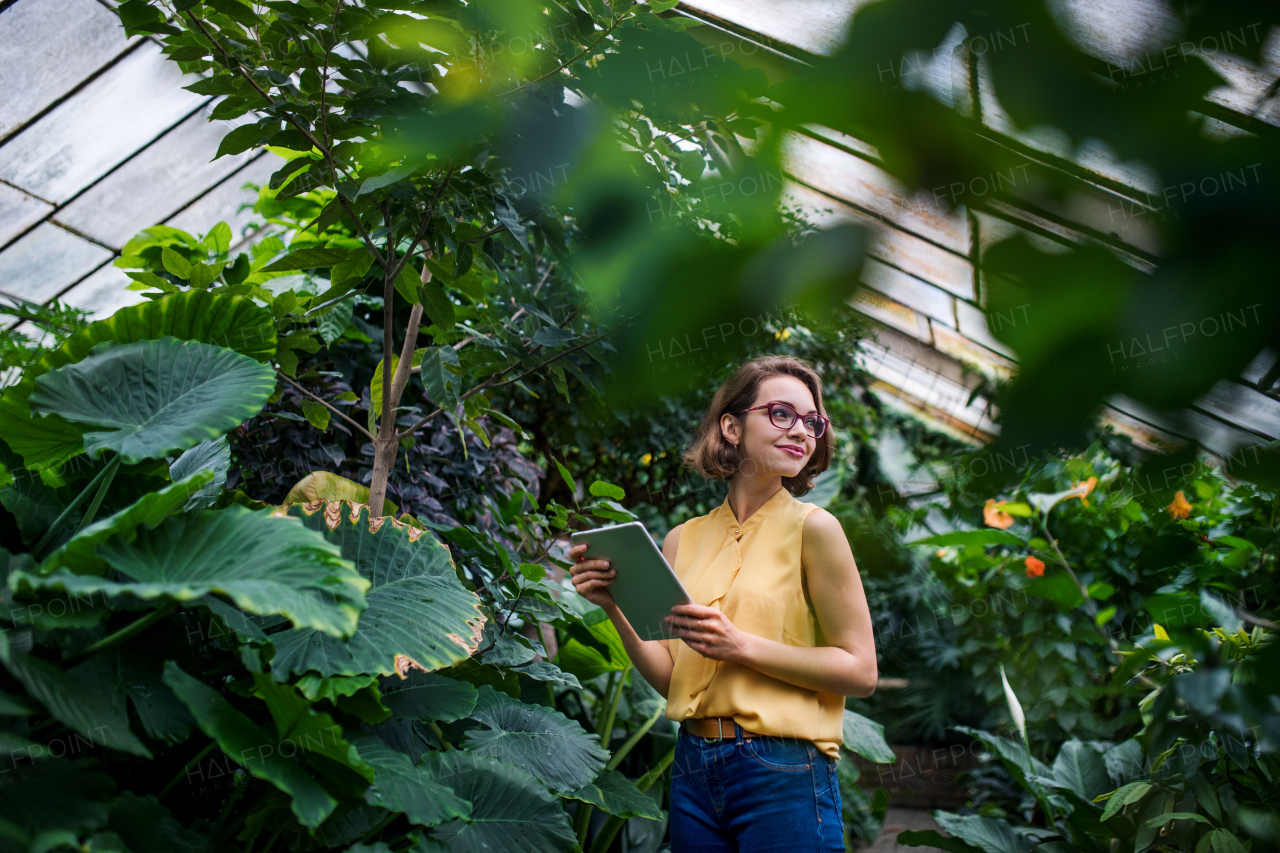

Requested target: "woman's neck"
[{"left": 724, "top": 473, "right": 785, "bottom": 526}]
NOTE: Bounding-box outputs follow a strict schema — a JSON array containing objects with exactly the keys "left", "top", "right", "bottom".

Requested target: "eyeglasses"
[{"left": 733, "top": 401, "right": 830, "bottom": 438}]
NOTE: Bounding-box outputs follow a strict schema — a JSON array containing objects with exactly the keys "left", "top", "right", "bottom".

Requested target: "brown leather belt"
[{"left": 682, "top": 716, "right": 767, "bottom": 740}]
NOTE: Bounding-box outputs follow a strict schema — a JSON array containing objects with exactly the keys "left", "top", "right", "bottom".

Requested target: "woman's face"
[{"left": 720, "top": 375, "right": 818, "bottom": 479}]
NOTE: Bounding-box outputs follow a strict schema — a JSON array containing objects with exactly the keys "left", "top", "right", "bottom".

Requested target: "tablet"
[{"left": 570, "top": 521, "right": 692, "bottom": 641}]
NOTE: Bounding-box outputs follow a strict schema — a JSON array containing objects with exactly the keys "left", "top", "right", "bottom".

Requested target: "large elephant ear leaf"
[
  {"left": 378, "top": 673, "right": 478, "bottom": 723},
  {"left": 11, "top": 506, "right": 369, "bottom": 638},
  {"left": 462, "top": 685, "right": 609, "bottom": 794},
  {"left": 270, "top": 501, "right": 485, "bottom": 678},
  {"left": 350, "top": 734, "right": 472, "bottom": 827},
  {"left": 162, "top": 661, "right": 338, "bottom": 830},
  {"left": 40, "top": 469, "right": 215, "bottom": 576},
  {"left": 0, "top": 631, "right": 151, "bottom": 757},
  {"left": 420, "top": 750, "right": 577, "bottom": 853},
  {"left": 0, "top": 290, "right": 275, "bottom": 471},
  {"left": 28, "top": 337, "right": 276, "bottom": 464},
  {"left": 107, "top": 792, "right": 231, "bottom": 853},
  {"left": 564, "top": 769, "right": 665, "bottom": 820},
  {"left": 843, "top": 709, "right": 896, "bottom": 763},
  {"left": 0, "top": 756, "right": 114, "bottom": 844}
]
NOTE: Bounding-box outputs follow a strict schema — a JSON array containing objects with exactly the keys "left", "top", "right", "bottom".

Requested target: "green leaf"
[
  {"left": 395, "top": 265, "right": 420, "bottom": 304},
  {"left": 462, "top": 685, "right": 609, "bottom": 794},
  {"left": 420, "top": 750, "right": 577, "bottom": 853},
  {"left": 418, "top": 277, "right": 456, "bottom": 329},
  {"left": 302, "top": 400, "right": 331, "bottom": 430},
  {"left": 0, "top": 631, "right": 151, "bottom": 756},
  {"left": 262, "top": 247, "right": 352, "bottom": 273},
  {"left": 161, "top": 247, "right": 192, "bottom": 280},
  {"left": 552, "top": 457, "right": 577, "bottom": 499},
  {"left": 252, "top": 673, "right": 375, "bottom": 782},
  {"left": 188, "top": 261, "right": 217, "bottom": 289},
  {"left": 351, "top": 734, "right": 471, "bottom": 827},
  {"left": 910, "top": 530, "right": 1025, "bottom": 547},
  {"left": 28, "top": 338, "right": 276, "bottom": 463},
  {"left": 169, "top": 436, "right": 230, "bottom": 511},
  {"left": 106, "top": 792, "right": 228, "bottom": 853},
  {"left": 215, "top": 122, "right": 271, "bottom": 159},
  {"left": 519, "top": 562, "right": 546, "bottom": 581},
  {"left": 1052, "top": 739, "right": 1111, "bottom": 802},
  {"left": 1101, "top": 782, "right": 1152, "bottom": 821},
  {"left": 17, "top": 506, "right": 369, "bottom": 637},
  {"left": 317, "top": 298, "right": 355, "bottom": 346},
  {"left": 564, "top": 769, "right": 664, "bottom": 820},
  {"left": 557, "top": 615, "right": 627, "bottom": 681},
  {"left": 0, "top": 757, "right": 114, "bottom": 843},
  {"left": 40, "top": 469, "right": 215, "bottom": 575},
  {"left": 1146, "top": 812, "right": 1211, "bottom": 827},
  {"left": 842, "top": 709, "right": 896, "bottom": 763},
  {"left": 202, "top": 222, "right": 233, "bottom": 254},
  {"left": 370, "top": 354, "right": 399, "bottom": 422},
  {"left": 163, "top": 661, "right": 338, "bottom": 829},
  {"left": 0, "top": 290, "right": 275, "bottom": 471},
  {"left": 283, "top": 471, "right": 398, "bottom": 517},
  {"left": 418, "top": 346, "right": 462, "bottom": 411},
  {"left": 378, "top": 672, "right": 478, "bottom": 722},
  {"left": 932, "top": 812, "right": 1030, "bottom": 853},
  {"left": 588, "top": 481, "right": 625, "bottom": 501},
  {"left": 270, "top": 501, "right": 485, "bottom": 677},
  {"left": 897, "top": 829, "right": 985, "bottom": 853}
]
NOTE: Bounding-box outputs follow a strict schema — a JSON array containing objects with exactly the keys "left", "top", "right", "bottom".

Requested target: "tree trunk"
[{"left": 366, "top": 278, "right": 427, "bottom": 516}]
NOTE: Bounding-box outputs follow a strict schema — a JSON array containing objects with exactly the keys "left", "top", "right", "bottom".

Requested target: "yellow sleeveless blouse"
[{"left": 665, "top": 486, "right": 845, "bottom": 760}]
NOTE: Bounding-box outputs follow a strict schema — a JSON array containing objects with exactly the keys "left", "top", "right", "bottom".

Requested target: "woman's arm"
[
  {"left": 664, "top": 509, "right": 877, "bottom": 697},
  {"left": 569, "top": 525, "right": 682, "bottom": 699}
]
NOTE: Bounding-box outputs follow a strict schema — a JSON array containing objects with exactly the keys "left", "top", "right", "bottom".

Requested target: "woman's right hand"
[{"left": 568, "top": 542, "right": 617, "bottom": 610}]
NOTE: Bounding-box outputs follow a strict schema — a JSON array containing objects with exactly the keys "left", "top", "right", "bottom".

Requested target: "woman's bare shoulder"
[{"left": 662, "top": 523, "right": 684, "bottom": 563}]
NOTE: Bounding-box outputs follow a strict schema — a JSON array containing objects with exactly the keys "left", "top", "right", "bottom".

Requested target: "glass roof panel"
[
  {"left": 0, "top": 223, "right": 110, "bottom": 303},
  {"left": 0, "top": 183, "right": 53, "bottom": 247},
  {"left": 0, "top": 0, "right": 136, "bottom": 142},
  {"left": 164, "top": 155, "right": 283, "bottom": 247},
  {"left": 0, "top": 40, "right": 204, "bottom": 202},
  {"left": 56, "top": 105, "right": 260, "bottom": 249}
]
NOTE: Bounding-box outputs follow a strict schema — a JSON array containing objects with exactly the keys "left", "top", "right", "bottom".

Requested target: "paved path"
[{"left": 859, "top": 808, "right": 947, "bottom": 853}]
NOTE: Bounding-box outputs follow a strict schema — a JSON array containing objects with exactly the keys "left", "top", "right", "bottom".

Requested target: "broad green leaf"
[
  {"left": 898, "top": 829, "right": 985, "bottom": 853},
  {"left": 462, "top": 685, "right": 609, "bottom": 794},
  {"left": 1146, "top": 812, "right": 1211, "bottom": 826},
  {"left": 1052, "top": 739, "right": 1111, "bottom": 802},
  {"left": 511, "top": 660, "right": 583, "bottom": 691},
  {"left": 0, "top": 444, "right": 63, "bottom": 546},
  {"left": 910, "top": 530, "right": 1025, "bottom": 548},
  {"left": 378, "top": 672, "right": 478, "bottom": 722},
  {"left": 395, "top": 265, "right": 420, "bottom": 304},
  {"left": 0, "top": 290, "right": 274, "bottom": 470},
  {"left": 169, "top": 436, "right": 230, "bottom": 510},
  {"left": 29, "top": 338, "right": 276, "bottom": 463},
  {"left": 564, "top": 769, "right": 665, "bottom": 819},
  {"left": 271, "top": 501, "right": 485, "bottom": 677},
  {"left": 261, "top": 247, "right": 352, "bottom": 273},
  {"left": 420, "top": 750, "right": 576, "bottom": 853},
  {"left": 1101, "top": 782, "right": 1152, "bottom": 821},
  {"left": 161, "top": 247, "right": 191, "bottom": 280},
  {"left": 842, "top": 709, "right": 896, "bottom": 763},
  {"left": 41, "top": 469, "right": 215, "bottom": 575},
  {"left": 214, "top": 122, "right": 271, "bottom": 159},
  {"left": 163, "top": 662, "right": 338, "bottom": 829},
  {"left": 317, "top": 297, "right": 355, "bottom": 345},
  {"left": 118, "top": 646, "right": 194, "bottom": 745},
  {"left": 350, "top": 734, "right": 471, "bottom": 827},
  {"left": 370, "top": 354, "right": 400, "bottom": 421},
  {"left": 106, "top": 792, "right": 228, "bottom": 853},
  {"left": 418, "top": 346, "right": 461, "bottom": 410},
  {"left": 552, "top": 456, "right": 577, "bottom": 499},
  {"left": 932, "top": 813, "right": 1030, "bottom": 853},
  {"left": 588, "top": 481, "right": 625, "bottom": 501},
  {"left": 16, "top": 507, "right": 369, "bottom": 637},
  {"left": 419, "top": 277, "right": 456, "bottom": 329},
  {"left": 953, "top": 726, "right": 1053, "bottom": 790},
  {"left": 283, "top": 471, "right": 398, "bottom": 517},
  {"left": 252, "top": 674, "right": 375, "bottom": 782},
  {"left": 0, "top": 757, "right": 114, "bottom": 843},
  {"left": 302, "top": 400, "right": 331, "bottom": 430},
  {"left": 557, "top": 614, "right": 627, "bottom": 681},
  {"left": 0, "top": 631, "right": 151, "bottom": 757},
  {"left": 202, "top": 221, "right": 232, "bottom": 253}
]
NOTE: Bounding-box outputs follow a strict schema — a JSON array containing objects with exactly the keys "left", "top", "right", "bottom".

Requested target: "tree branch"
[
  {"left": 277, "top": 371, "right": 372, "bottom": 439},
  {"left": 499, "top": 14, "right": 629, "bottom": 97}
]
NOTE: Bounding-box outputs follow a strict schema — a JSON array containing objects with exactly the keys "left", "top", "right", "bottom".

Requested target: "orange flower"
[
  {"left": 1067, "top": 476, "right": 1098, "bottom": 507},
  {"left": 1168, "top": 490, "right": 1192, "bottom": 520},
  {"left": 984, "top": 499, "right": 1015, "bottom": 529},
  {"left": 1024, "top": 556, "right": 1045, "bottom": 578}
]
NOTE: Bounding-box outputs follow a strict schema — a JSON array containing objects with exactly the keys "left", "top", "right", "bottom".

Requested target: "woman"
[{"left": 569, "top": 355, "right": 877, "bottom": 852}]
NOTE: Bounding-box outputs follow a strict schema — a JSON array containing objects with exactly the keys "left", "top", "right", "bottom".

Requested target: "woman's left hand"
[{"left": 665, "top": 604, "right": 755, "bottom": 664}]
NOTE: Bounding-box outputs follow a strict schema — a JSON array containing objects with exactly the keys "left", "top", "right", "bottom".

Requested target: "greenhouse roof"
[{"left": 1, "top": 0, "right": 1276, "bottom": 461}]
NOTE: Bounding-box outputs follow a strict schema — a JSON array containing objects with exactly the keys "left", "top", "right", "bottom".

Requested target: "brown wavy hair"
[{"left": 683, "top": 355, "right": 834, "bottom": 497}]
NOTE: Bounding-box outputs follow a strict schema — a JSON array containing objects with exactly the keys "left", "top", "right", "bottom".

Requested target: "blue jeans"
[{"left": 670, "top": 721, "right": 845, "bottom": 852}]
